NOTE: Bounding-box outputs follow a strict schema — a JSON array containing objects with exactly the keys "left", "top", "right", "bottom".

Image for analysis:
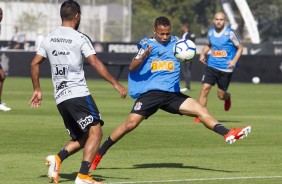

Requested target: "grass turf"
[{"left": 0, "top": 77, "right": 281, "bottom": 184}]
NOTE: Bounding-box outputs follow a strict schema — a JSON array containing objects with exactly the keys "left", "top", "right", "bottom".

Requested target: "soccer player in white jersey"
[
  {"left": 0, "top": 7, "right": 11, "bottom": 112},
  {"left": 194, "top": 12, "right": 244, "bottom": 123},
  {"left": 29, "top": 1, "right": 127, "bottom": 184}
]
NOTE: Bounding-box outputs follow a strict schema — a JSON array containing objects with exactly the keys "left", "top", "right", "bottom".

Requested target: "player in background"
[
  {"left": 180, "top": 22, "right": 196, "bottom": 92},
  {"left": 29, "top": 1, "right": 127, "bottom": 183},
  {"left": 0, "top": 7, "right": 11, "bottom": 112},
  {"left": 90, "top": 16, "right": 251, "bottom": 170},
  {"left": 194, "top": 12, "right": 244, "bottom": 123}
]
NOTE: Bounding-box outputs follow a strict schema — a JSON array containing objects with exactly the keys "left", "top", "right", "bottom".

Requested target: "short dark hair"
[
  {"left": 154, "top": 16, "right": 171, "bottom": 28},
  {"left": 60, "top": 0, "right": 81, "bottom": 21}
]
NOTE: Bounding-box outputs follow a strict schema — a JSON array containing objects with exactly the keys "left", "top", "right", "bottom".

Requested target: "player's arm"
[
  {"left": 228, "top": 31, "right": 244, "bottom": 68},
  {"left": 29, "top": 54, "right": 45, "bottom": 108},
  {"left": 199, "top": 43, "right": 211, "bottom": 64},
  {"left": 129, "top": 45, "right": 152, "bottom": 71},
  {"left": 86, "top": 55, "right": 127, "bottom": 98}
]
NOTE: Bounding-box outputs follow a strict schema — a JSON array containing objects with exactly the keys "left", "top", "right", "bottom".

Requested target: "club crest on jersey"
[
  {"left": 78, "top": 115, "right": 94, "bottom": 129},
  {"left": 134, "top": 102, "right": 142, "bottom": 111}
]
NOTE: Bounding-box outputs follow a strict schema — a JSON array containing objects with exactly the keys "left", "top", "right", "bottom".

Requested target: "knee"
[{"left": 123, "top": 119, "right": 139, "bottom": 133}]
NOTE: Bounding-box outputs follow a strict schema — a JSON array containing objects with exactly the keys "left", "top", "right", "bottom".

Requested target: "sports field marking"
[{"left": 106, "top": 176, "right": 282, "bottom": 184}]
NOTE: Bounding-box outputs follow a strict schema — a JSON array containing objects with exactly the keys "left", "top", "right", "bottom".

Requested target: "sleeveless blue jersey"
[
  {"left": 207, "top": 27, "right": 238, "bottom": 70},
  {"left": 128, "top": 36, "right": 180, "bottom": 99}
]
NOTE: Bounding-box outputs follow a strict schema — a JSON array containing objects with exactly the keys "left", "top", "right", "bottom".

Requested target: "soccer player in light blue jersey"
[
  {"left": 194, "top": 12, "right": 244, "bottom": 123},
  {"left": 90, "top": 16, "right": 251, "bottom": 170}
]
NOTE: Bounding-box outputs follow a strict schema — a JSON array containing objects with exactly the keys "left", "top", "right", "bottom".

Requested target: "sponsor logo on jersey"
[
  {"left": 212, "top": 50, "right": 227, "bottom": 57},
  {"left": 52, "top": 64, "right": 68, "bottom": 77},
  {"left": 56, "top": 81, "right": 68, "bottom": 91},
  {"left": 134, "top": 102, "right": 142, "bottom": 111},
  {"left": 52, "top": 50, "right": 70, "bottom": 56},
  {"left": 78, "top": 115, "right": 94, "bottom": 129},
  {"left": 151, "top": 60, "right": 174, "bottom": 72},
  {"left": 55, "top": 89, "right": 72, "bottom": 100},
  {"left": 50, "top": 38, "right": 72, "bottom": 44}
]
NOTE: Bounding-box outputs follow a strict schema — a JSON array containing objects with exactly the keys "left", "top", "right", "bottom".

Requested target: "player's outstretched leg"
[{"left": 224, "top": 126, "right": 251, "bottom": 144}]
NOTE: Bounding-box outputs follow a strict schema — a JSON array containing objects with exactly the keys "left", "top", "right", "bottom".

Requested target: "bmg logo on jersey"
[
  {"left": 78, "top": 115, "right": 94, "bottom": 129},
  {"left": 52, "top": 64, "right": 68, "bottom": 77}
]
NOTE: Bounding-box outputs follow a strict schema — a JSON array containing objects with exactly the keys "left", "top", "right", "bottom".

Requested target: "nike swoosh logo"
[
  {"left": 250, "top": 48, "right": 261, "bottom": 55},
  {"left": 158, "top": 52, "right": 166, "bottom": 57}
]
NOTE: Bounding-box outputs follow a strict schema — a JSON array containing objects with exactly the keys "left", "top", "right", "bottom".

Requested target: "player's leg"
[
  {"left": 75, "top": 124, "right": 103, "bottom": 184},
  {"left": 179, "top": 97, "right": 251, "bottom": 144},
  {"left": 90, "top": 113, "right": 144, "bottom": 170},
  {"left": 0, "top": 68, "right": 11, "bottom": 111},
  {"left": 217, "top": 71, "right": 233, "bottom": 111}
]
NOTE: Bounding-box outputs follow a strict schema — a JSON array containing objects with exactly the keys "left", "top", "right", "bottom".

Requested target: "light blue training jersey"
[
  {"left": 128, "top": 36, "right": 180, "bottom": 99},
  {"left": 207, "top": 26, "right": 240, "bottom": 72}
]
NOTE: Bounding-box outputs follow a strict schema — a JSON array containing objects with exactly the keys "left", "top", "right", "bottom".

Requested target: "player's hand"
[
  {"left": 227, "top": 60, "right": 236, "bottom": 69},
  {"left": 142, "top": 45, "right": 152, "bottom": 60},
  {"left": 199, "top": 54, "right": 206, "bottom": 64},
  {"left": 29, "top": 90, "right": 42, "bottom": 108},
  {"left": 115, "top": 83, "right": 127, "bottom": 99}
]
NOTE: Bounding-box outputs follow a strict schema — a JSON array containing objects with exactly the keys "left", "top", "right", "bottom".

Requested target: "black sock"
[
  {"left": 57, "top": 148, "right": 70, "bottom": 162},
  {"left": 213, "top": 124, "right": 230, "bottom": 136},
  {"left": 79, "top": 161, "right": 91, "bottom": 175},
  {"left": 98, "top": 136, "right": 116, "bottom": 155}
]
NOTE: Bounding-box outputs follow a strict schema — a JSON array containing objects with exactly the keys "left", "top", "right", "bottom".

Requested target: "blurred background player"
[
  {"left": 194, "top": 12, "right": 243, "bottom": 123},
  {"left": 0, "top": 7, "right": 11, "bottom": 112},
  {"left": 90, "top": 16, "right": 251, "bottom": 170},
  {"left": 180, "top": 22, "right": 196, "bottom": 92},
  {"left": 29, "top": 1, "right": 127, "bottom": 183}
]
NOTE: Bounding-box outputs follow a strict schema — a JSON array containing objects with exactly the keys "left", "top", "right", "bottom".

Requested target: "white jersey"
[{"left": 37, "top": 26, "right": 96, "bottom": 104}]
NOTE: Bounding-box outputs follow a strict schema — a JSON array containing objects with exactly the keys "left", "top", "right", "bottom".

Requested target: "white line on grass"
[{"left": 105, "top": 176, "right": 282, "bottom": 184}]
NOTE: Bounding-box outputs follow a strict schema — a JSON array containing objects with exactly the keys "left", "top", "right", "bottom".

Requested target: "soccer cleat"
[
  {"left": 224, "top": 95, "right": 231, "bottom": 111},
  {"left": 90, "top": 154, "right": 103, "bottom": 170},
  {"left": 0, "top": 103, "right": 11, "bottom": 111},
  {"left": 224, "top": 126, "right": 251, "bottom": 144},
  {"left": 75, "top": 173, "right": 103, "bottom": 184},
  {"left": 193, "top": 117, "right": 201, "bottom": 123},
  {"left": 45, "top": 155, "right": 61, "bottom": 183}
]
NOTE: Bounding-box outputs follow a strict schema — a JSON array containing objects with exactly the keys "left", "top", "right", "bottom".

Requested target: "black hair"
[
  {"left": 154, "top": 16, "right": 171, "bottom": 28},
  {"left": 60, "top": 0, "right": 81, "bottom": 21}
]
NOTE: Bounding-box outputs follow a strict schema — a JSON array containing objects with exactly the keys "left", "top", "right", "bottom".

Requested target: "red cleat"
[
  {"left": 224, "top": 126, "right": 251, "bottom": 144},
  {"left": 224, "top": 95, "right": 231, "bottom": 111},
  {"left": 90, "top": 154, "right": 103, "bottom": 170},
  {"left": 193, "top": 117, "right": 201, "bottom": 123}
]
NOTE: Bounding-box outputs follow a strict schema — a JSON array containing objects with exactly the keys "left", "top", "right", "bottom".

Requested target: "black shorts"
[
  {"left": 0, "top": 63, "right": 2, "bottom": 70},
  {"left": 130, "top": 90, "right": 190, "bottom": 118},
  {"left": 202, "top": 66, "right": 233, "bottom": 91},
  {"left": 57, "top": 95, "right": 104, "bottom": 140}
]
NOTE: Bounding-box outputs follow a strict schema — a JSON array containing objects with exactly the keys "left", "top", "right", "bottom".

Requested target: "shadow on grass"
[
  {"left": 97, "top": 163, "right": 237, "bottom": 173},
  {"left": 39, "top": 172, "right": 129, "bottom": 183}
]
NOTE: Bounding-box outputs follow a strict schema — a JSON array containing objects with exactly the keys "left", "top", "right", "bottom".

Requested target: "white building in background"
[{"left": 0, "top": 1, "right": 132, "bottom": 42}]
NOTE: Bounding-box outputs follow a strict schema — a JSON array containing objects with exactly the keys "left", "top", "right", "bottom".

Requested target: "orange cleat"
[
  {"left": 45, "top": 155, "right": 61, "bottom": 183},
  {"left": 224, "top": 126, "right": 251, "bottom": 144},
  {"left": 75, "top": 173, "right": 103, "bottom": 184},
  {"left": 193, "top": 117, "right": 201, "bottom": 123}
]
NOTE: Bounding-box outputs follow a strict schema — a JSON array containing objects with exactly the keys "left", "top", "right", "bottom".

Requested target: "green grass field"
[{"left": 0, "top": 77, "right": 282, "bottom": 184}]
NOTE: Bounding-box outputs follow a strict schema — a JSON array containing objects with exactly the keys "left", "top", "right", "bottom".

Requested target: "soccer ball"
[
  {"left": 173, "top": 39, "right": 196, "bottom": 62},
  {"left": 252, "top": 76, "right": 260, "bottom": 84}
]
